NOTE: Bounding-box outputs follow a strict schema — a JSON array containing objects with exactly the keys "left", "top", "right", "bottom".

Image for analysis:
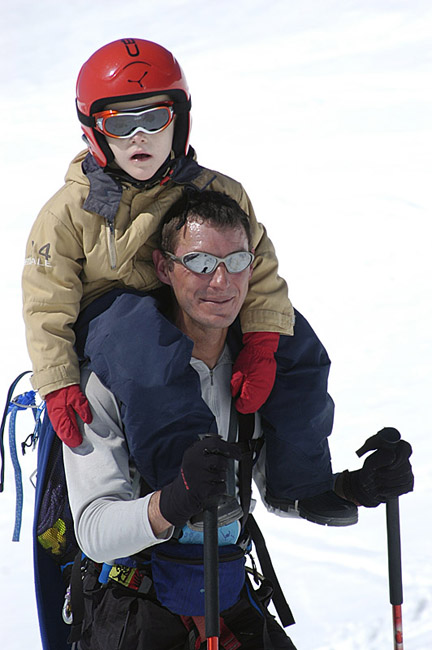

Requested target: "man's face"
[
  {"left": 104, "top": 95, "right": 174, "bottom": 181},
  {"left": 153, "top": 220, "right": 253, "bottom": 334}
]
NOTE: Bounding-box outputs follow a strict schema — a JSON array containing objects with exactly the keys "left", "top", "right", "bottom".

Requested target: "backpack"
[{"left": 1, "top": 373, "right": 75, "bottom": 650}]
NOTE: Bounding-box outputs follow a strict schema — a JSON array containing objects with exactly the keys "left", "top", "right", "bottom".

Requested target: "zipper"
[{"left": 106, "top": 219, "right": 117, "bottom": 270}]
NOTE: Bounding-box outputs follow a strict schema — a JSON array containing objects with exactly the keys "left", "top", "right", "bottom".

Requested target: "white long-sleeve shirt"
[{"left": 63, "top": 346, "right": 284, "bottom": 564}]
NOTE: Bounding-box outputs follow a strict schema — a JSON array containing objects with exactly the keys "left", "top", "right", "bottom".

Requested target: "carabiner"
[{"left": 62, "top": 585, "right": 73, "bottom": 625}]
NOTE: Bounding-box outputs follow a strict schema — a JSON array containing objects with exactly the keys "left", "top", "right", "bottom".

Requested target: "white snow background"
[{"left": 1, "top": 1, "right": 431, "bottom": 648}]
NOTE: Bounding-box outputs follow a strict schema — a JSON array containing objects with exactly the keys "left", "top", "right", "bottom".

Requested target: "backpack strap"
[
  {"left": 236, "top": 412, "right": 295, "bottom": 628},
  {"left": 237, "top": 412, "right": 255, "bottom": 529},
  {"left": 246, "top": 515, "right": 295, "bottom": 627}
]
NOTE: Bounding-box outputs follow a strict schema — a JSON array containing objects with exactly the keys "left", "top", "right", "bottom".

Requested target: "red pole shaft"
[
  {"left": 207, "top": 636, "right": 219, "bottom": 650},
  {"left": 393, "top": 604, "right": 403, "bottom": 650}
]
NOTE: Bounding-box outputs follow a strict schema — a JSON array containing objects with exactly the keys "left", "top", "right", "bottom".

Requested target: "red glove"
[
  {"left": 45, "top": 385, "right": 93, "bottom": 448},
  {"left": 231, "top": 332, "right": 280, "bottom": 414}
]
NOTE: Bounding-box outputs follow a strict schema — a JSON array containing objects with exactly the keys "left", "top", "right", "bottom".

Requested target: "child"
[
  {"left": 23, "top": 37, "right": 292, "bottom": 441},
  {"left": 23, "top": 38, "right": 354, "bottom": 524}
]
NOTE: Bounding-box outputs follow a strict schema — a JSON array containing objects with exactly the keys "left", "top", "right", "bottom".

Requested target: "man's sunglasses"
[
  {"left": 164, "top": 251, "right": 255, "bottom": 275},
  {"left": 93, "top": 103, "right": 174, "bottom": 139}
]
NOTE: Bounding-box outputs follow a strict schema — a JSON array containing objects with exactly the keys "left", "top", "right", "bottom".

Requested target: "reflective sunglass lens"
[
  {"left": 183, "top": 253, "right": 216, "bottom": 273},
  {"left": 225, "top": 252, "right": 253, "bottom": 272}
]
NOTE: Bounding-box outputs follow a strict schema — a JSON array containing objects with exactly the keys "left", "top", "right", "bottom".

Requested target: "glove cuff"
[
  {"left": 242, "top": 331, "right": 280, "bottom": 354},
  {"left": 159, "top": 483, "right": 190, "bottom": 528},
  {"left": 338, "top": 470, "right": 362, "bottom": 506},
  {"left": 343, "top": 469, "right": 384, "bottom": 508}
]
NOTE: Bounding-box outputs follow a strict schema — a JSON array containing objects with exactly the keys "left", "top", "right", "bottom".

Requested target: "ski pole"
[
  {"left": 357, "top": 427, "right": 404, "bottom": 650},
  {"left": 386, "top": 494, "right": 403, "bottom": 650},
  {"left": 203, "top": 503, "right": 219, "bottom": 650},
  {"left": 380, "top": 428, "right": 404, "bottom": 650}
]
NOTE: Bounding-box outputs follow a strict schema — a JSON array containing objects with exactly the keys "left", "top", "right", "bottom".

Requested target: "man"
[{"left": 35, "top": 190, "right": 413, "bottom": 650}]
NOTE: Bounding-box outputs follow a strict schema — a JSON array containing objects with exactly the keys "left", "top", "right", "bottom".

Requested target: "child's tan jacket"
[{"left": 22, "top": 150, "right": 294, "bottom": 397}]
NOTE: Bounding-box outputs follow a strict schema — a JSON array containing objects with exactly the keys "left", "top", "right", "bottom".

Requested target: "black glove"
[
  {"left": 159, "top": 436, "right": 242, "bottom": 527},
  {"left": 341, "top": 437, "right": 414, "bottom": 507}
]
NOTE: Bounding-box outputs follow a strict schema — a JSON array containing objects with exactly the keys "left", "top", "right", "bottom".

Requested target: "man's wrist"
[{"left": 148, "top": 491, "right": 173, "bottom": 536}]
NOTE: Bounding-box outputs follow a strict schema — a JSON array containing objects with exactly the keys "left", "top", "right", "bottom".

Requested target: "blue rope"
[
  {"left": 7, "top": 390, "right": 44, "bottom": 542},
  {"left": 8, "top": 406, "right": 23, "bottom": 542},
  {"left": 0, "top": 371, "right": 31, "bottom": 492}
]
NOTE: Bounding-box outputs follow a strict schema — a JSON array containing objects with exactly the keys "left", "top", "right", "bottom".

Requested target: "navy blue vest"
[{"left": 83, "top": 290, "right": 334, "bottom": 500}]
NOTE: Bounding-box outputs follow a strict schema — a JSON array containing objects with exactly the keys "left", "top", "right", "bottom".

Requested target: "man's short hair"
[{"left": 159, "top": 189, "right": 253, "bottom": 253}]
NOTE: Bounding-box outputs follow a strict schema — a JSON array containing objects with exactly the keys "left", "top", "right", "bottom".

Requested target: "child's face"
[{"left": 104, "top": 95, "right": 175, "bottom": 181}]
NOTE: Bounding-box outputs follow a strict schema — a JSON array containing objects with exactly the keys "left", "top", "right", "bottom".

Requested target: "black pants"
[{"left": 76, "top": 569, "right": 296, "bottom": 650}]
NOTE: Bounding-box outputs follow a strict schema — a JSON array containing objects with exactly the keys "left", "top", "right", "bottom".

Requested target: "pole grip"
[
  {"left": 386, "top": 497, "right": 403, "bottom": 606},
  {"left": 203, "top": 505, "right": 220, "bottom": 641}
]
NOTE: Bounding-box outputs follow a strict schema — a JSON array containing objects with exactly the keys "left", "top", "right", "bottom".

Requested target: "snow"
[{"left": 1, "top": 1, "right": 431, "bottom": 648}]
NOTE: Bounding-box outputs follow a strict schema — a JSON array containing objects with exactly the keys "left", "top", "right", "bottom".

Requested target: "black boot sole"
[{"left": 298, "top": 504, "right": 358, "bottom": 527}]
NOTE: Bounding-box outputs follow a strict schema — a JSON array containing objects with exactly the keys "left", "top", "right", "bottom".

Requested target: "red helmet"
[{"left": 76, "top": 38, "right": 191, "bottom": 167}]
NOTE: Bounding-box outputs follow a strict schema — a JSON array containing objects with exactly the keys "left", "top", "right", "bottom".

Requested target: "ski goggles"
[
  {"left": 93, "top": 103, "right": 174, "bottom": 139},
  {"left": 164, "top": 250, "right": 254, "bottom": 274}
]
